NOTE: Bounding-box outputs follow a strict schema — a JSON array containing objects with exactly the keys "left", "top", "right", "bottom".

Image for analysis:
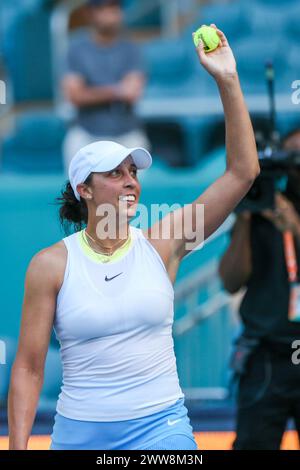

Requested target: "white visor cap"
[{"left": 69, "top": 140, "right": 152, "bottom": 201}]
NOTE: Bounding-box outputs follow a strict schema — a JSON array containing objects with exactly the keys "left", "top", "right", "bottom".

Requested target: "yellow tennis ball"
[{"left": 193, "top": 25, "right": 220, "bottom": 53}]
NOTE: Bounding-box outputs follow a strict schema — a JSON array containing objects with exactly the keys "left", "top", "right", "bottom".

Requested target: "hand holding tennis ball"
[
  {"left": 193, "top": 25, "right": 220, "bottom": 53},
  {"left": 193, "top": 24, "right": 237, "bottom": 82}
]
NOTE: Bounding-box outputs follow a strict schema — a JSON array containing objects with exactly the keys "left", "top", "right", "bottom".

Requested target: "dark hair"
[{"left": 56, "top": 174, "right": 93, "bottom": 235}]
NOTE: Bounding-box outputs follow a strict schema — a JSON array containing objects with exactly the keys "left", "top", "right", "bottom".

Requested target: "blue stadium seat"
[
  {"left": 142, "top": 37, "right": 222, "bottom": 165},
  {"left": 1, "top": 112, "right": 66, "bottom": 173},
  {"left": 247, "top": 3, "right": 286, "bottom": 35},
  {"left": 142, "top": 38, "right": 211, "bottom": 165},
  {"left": 283, "top": 3, "right": 300, "bottom": 46},
  {"left": 233, "top": 36, "right": 287, "bottom": 94},
  {"left": 2, "top": 2, "right": 53, "bottom": 103},
  {"left": 184, "top": 1, "right": 250, "bottom": 44},
  {"left": 143, "top": 38, "right": 196, "bottom": 97}
]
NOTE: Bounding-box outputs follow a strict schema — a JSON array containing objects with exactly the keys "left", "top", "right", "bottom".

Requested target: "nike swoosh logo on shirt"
[
  {"left": 105, "top": 273, "right": 123, "bottom": 282},
  {"left": 167, "top": 418, "right": 182, "bottom": 426}
]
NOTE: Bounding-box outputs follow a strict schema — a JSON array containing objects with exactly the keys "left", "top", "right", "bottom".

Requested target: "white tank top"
[{"left": 54, "top": 226, "right": 184, "bottom": 421}]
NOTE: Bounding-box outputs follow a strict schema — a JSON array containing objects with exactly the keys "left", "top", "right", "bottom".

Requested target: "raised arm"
[
  {"left": 147, "top": 25, "right": 260, "bottom": 279},
  {"left": 192, "top": 27, "right": 259, "bottom": 236},
  {"left": 8, "top": 243, "right": 66, "bottom": 450}
]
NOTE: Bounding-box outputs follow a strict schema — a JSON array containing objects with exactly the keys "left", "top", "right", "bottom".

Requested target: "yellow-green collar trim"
[{"left": 78, "top": 229, "right": 133, "bottom": 264}]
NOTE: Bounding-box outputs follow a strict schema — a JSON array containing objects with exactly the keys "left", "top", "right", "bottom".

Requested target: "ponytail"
[{"left": 56, "top": 175, "right": 92, "bottom": 234}]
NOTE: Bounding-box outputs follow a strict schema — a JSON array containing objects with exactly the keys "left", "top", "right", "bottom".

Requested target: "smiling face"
[{"left": 77, "top": 156, "right": 141, "bottom": 226}]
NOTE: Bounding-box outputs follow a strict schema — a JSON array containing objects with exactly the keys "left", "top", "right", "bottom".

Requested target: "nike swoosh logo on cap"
[{"left": 105, "top": 273, "right": 123, "bottom": 282}]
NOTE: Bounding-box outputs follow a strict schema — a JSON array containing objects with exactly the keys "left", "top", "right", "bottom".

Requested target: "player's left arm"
[{"left": 147, "top": 25, "right": 260, "bottom": 271}]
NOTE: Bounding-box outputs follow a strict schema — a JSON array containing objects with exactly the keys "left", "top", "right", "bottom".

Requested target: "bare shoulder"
[{"left": 26, "top": 241, "right": 67, "bottom": 293}]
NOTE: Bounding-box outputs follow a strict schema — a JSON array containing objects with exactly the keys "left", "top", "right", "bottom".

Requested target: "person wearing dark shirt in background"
[
  {"left": 219, "top": 129, "right": 300, "bottom": 450},
  {"left": 62, "top": 0, "right": 150, "bottom": 171}
]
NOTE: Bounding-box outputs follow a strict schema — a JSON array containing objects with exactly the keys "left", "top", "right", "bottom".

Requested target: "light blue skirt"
[{"left": 50, "top": 398, "right": 198, "bottom": 450}]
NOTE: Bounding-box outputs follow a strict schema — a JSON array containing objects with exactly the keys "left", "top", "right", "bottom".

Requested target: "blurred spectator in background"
[
  {"left": 62, "top": 0, "right": 150, "bottom": 171},
  {"left": 219, "top": 129, "right": 300, "bottom": 450}
]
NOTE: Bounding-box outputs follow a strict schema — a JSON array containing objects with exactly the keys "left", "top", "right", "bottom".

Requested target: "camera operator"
[{"left": 219, "top": 128, "right": 300, "bottom": 450}]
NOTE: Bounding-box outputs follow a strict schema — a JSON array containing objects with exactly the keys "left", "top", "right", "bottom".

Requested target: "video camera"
[
  {"left": 236, "top": 147, "right": 300, "bottom": 213},
  {"left": 236, "top": 62, "right": 300, "bottom": 213}
]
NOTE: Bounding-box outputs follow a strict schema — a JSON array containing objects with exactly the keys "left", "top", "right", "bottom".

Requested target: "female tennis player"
[{"left": 8, "top": 26, "right": 260, "bottom": 450}]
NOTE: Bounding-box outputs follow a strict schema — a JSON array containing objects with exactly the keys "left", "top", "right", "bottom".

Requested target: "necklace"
[{"left": 84, "top": 230, "right": 130, "bottom": 257}]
